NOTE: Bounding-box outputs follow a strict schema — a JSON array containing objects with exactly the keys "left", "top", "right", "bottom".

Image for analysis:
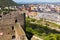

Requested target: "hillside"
[
  {"left": 0, "top": 0, "right": 20, "bottom": 7},
  {"left": 26, "top": 17, "right": 60, "bottom": 40}
]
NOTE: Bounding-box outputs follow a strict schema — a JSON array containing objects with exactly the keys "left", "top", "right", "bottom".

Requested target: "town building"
[{"left": 36, "top": 12, "right": 60, "bottom": 24}]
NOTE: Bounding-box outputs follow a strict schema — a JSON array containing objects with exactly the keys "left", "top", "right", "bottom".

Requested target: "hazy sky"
[{"left": 13, "top": 0, "right": 60, "bottom": 3}]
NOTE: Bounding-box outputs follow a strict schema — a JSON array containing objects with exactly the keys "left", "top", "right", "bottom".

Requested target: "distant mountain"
[
  {"left": 0, "top": 0, "right": 21, "bottom": 7},
  {"left": 17, "top": 2, "right": 60, "bottom": 4}
]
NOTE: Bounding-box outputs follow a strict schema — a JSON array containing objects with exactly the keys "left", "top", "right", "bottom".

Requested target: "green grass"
[
  {"left": 26, "top": 17, "right": 60, "bottom": 40},
  {"left": 44, "top": 34, "right": 60, "bottom": 40}
]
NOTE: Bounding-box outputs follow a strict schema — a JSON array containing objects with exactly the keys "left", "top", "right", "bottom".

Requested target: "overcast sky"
[{"left": 13, "top": 0, "right": 60, "bottom": 3}]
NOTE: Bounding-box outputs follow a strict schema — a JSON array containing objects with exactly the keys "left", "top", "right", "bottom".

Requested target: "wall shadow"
[{"left": 26, "top": 31, "right": 34, "bottom": 40}]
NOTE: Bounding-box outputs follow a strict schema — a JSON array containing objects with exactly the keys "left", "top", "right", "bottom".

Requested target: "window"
[
  {"left": 3, "top": 12, "right": 8, "bottom": 15},
  {"left": 12, "top": 26, "right": 14, "bottom": 30},
  {"left": 0, "top": 15, "right": 2, "bottom": 17},
  {"left": 15, "top": 19, "right": 17, "bottom": 23},
  {"left": 12, "top": 35, "right": 16, "bottom": 39}
]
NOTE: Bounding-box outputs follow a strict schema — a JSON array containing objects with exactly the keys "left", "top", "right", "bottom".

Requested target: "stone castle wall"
[{"left": 0, "top": 11, "right": 25, "bottom": 40}]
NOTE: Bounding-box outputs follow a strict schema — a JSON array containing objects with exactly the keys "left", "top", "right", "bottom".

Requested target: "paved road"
[
  {"left": 49, "top": 26, "right": 60, "bottom": 32},
  {"left": 31, "top": 36, "right": 43, "bottom": 40}
]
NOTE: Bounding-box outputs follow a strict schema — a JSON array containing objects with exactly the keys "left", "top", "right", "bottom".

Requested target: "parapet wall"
[{"left": 0, "top": 11, "right": 25, "bottom": 40}]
